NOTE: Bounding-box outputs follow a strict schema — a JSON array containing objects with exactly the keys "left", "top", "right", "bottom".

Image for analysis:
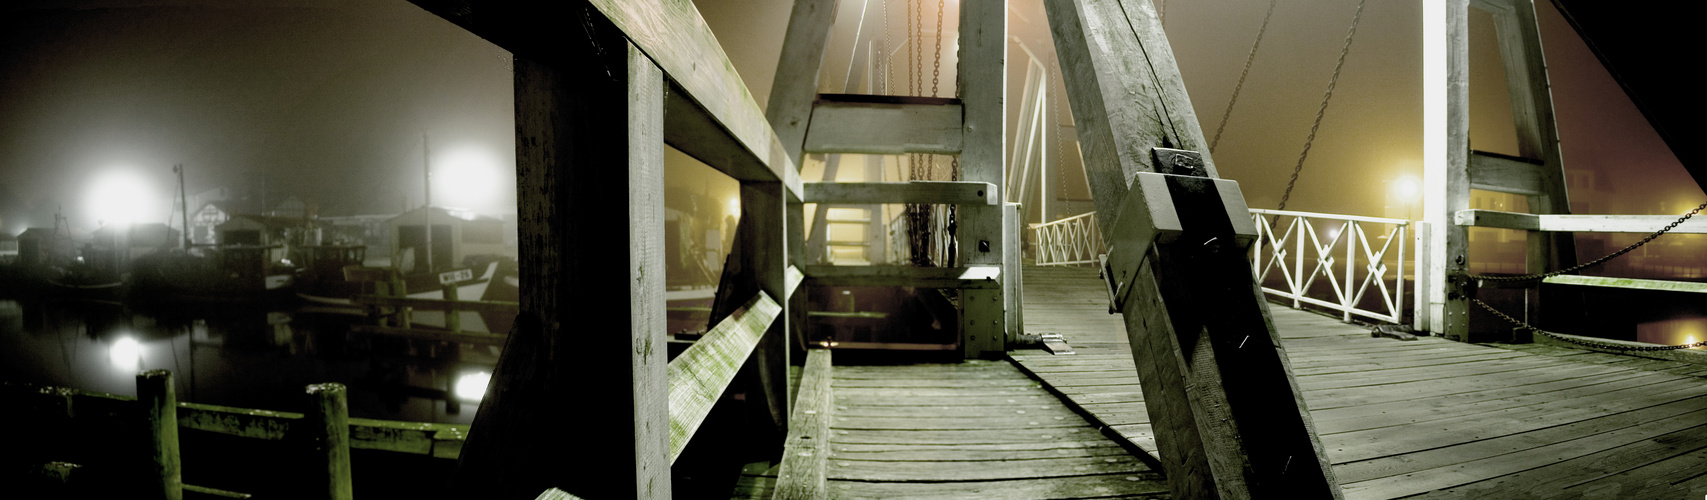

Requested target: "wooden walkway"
[
  {"left": 735, "top": 358, "right": 1169, "bottom": 499},
  {"left": 1017, "top": 266, "right": 1707, "bottom": 499}
]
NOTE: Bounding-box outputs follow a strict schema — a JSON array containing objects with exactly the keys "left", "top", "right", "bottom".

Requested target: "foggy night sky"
[{"left": 2, "top": 0, "right": 1700, "bottom": 235}]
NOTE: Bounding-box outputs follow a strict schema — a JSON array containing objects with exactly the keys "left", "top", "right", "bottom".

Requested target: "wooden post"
[
  {"left": 743, "top": 180, "right": 791, "bottom": 434},
  {"left": 1004, "top": 202, "right": 1024, "bottom": 343},
  {"left": 445, "top": 284, "right": 461, "bottom": 333},
  {"left": 1475, "top": 0, "right": 1577, "bottom": 332},
  {"left": 1426, "top": 0, "right": 1472, "bottom": 341},
  {"left": 958, "top": 0, "right": 1008, "bottom": 359},
  {"left": 136, "top": 370, "right": 181, "bottom": 500},
  {"left": 306, "top": 383, "right": 352, "bottom": 500},
  {"left": 447, "top": 16, "right": 671, "bottom": 498},
  {"left": 1044, "top": 0, "right": 1341, "bottom": 497}
]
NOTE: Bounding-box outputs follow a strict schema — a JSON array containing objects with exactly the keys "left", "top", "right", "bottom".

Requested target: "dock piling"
[
  {"left": 306, "top": 383, "right": 353, "bottom": 500},
  {"left": 137, "top": 369, "right": 183, "bottom": 500}
]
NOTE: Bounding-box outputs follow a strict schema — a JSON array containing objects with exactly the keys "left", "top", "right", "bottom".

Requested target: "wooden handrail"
[
  {"left": 2, "top": 382, "right": 468, "bottom": 458},
  {"left": 665, "top": 291, "right": 782, "bottom": 463}
]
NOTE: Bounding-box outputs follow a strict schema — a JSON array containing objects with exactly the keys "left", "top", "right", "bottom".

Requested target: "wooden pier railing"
[{"left": 4, "top": 374, "right": 468, "bottom": 499}]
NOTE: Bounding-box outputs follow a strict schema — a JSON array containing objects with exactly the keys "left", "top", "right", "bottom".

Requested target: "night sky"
[{"left": 2, "top": 0, "right": 1700, "bottom": 235}]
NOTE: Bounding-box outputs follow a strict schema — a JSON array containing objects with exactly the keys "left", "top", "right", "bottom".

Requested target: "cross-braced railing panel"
[
  {"left": 1029, "top": 211, "right": 1103, "bottom": 266},
  {"left": 1250, "top": 209, "right": 1408, "bottom": 324}
]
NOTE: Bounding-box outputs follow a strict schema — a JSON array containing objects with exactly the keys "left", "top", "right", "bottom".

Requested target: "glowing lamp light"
[
  {"left": 434, "top": 147, "right": 499, "bottom": 209},
  {"left": 1395, "top": 178, "right": 1419, "bottom": 199},
  {"left": 110, "top": 337, "right": 142, "bottom": 371},
  {"left": 726, "top": 198, "right": 741, "bottom": 217},
  {"left": 88, "top": 170, "right": 156, "bottom": 227},
  {"left": 454, "top": 371, "right": 492, "bottom": 401}
]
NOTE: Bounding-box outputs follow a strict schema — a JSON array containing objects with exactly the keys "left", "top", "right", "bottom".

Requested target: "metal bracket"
[{"left": 1152, "top": 147, "right": 1208, "bottom": 177}]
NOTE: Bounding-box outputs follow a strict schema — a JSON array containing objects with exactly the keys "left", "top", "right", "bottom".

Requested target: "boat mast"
[{"left": 175, "top": 164, "right": 190, "bottom": 249}]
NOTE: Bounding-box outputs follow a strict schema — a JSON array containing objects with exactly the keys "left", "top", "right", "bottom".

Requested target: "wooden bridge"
[
  {"left": 722, "top": 267, "right": 1707, "bottom": 498},
  {"left": 11, "top": 0, "right": 1707, "bottom": 497}
]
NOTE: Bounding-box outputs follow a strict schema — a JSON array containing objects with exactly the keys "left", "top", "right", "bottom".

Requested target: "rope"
[
  {"left": 1276, "top": 0, "right": 1366, "bottom": 212},
  {"left": 1470, "top": 201, "right": 1707, "bottom": 282},
  {"left": 1209, "top": 0, "right": 1279, "bottom": 154},
  {"left": 1473, "top": 299, "right": 1707, "bottom": 351}
]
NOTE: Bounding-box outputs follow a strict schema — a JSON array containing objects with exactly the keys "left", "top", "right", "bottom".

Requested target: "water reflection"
[{"left": 0, "top": 297, "right": 496, "bottom": 424}]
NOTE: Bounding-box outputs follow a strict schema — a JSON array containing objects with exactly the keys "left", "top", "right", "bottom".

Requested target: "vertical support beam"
[
  {"left": 136, "top": 370, "right": 181, "bottom": 500},
  {"left": 1423, "top": 0, "right": 1472, "bottom": 340},
  {"left": 741, "top": 179, "right": 791, "bottom": 435},
  {"left": 1004, "top": 202, "right": 1024, "bottom": 343},
  {"left": 1478, "top": 0, "right": 1576, "bottom": 326},
  {"left": 451, "top": 25, "right": 669, "bottom": 499},
  {"left": 1044, "top": 0, "right": 1340, "bottom": 497},
  {"left": 958, "top": 0, "right": 1008, "bottom": 359},
  {"left": 306, "top": 383, "right": 352, "bottom": 500}
]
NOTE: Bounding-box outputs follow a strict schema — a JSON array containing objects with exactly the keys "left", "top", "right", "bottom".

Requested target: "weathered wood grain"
[
  {"left": 803, "top": 99, "right": 964, "bottom": 154},
  {"left": 667, "top": 292, "right": 783, "bottom": 461},
  {"left": 803, "top": 181, "right": 998, "bottom": 205},
  {"left": 773, "top": 349, "right": 832, "bottom": 500}
]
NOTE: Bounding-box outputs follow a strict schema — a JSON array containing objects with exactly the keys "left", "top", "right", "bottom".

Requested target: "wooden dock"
[
  {"left": 736, "top": 356, "right": 1169, "bottom": 499},
  {"left": 1016, "top": 266, "right": 1707, "bottom": 499}
]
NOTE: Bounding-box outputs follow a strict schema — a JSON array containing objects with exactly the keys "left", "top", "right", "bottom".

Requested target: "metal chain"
[
  {"left": 1209, "top": 0, "right": 1278, "bottom": 154},
  {"left": 1473, "top": 299, "right": 1707, "bottom": 351},
  {"left": 1277, "top": 0, "right": 1366, "bottom": 212},
  {"left": 931, "top": 0, "right": 943, "bottom": 97},
  {"left": 882, "top": 0, "right": 890, "bottom": 94},
  {"left": 1471, "top": 201, "right": 1707, "bottom": 282},
  {"left": 1158, "top": 0, "right": 1166, "bottom": 25},
  {"left": 911, "top": 0, "right": 921, "bottom": 96}
]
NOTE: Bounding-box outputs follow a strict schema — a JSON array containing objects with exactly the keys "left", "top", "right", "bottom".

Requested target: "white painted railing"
[
  {"left": 1029, "top": 212, "right": 1103, "bottom": 266},
  {"left": 1250, "top": 209, "right": 1409, "bottom": 324}
]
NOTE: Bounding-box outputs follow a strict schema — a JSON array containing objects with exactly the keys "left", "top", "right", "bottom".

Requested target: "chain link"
[
  {"left": 1277, "top": 0, "right": 1366, "bottom": 212},
  {"left": 1473, "top": 298, "right": 1707, "bottom": 351},
  {"left": 1471, "top": 201, "right": 1707, "bottom": 282},
  {"left": 1209, "top": 0, "right": 1278, "bottom": 154},
  {"left": 931, "top": 0, "right": 943, "bottom": 97}
]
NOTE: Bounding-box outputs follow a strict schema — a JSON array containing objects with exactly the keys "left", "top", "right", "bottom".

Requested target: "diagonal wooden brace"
[{"left": 1101, "top": 168, "right": 1340, "bottom": 499}]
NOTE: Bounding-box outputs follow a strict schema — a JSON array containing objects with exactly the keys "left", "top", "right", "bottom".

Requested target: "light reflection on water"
[{"left": 0, "top": 298, "right": 495, "bottom": 424}]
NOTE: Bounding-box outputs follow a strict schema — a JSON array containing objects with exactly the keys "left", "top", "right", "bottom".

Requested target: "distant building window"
[{"left": 463, "top": 224, "right": 502, "bottom": 244}]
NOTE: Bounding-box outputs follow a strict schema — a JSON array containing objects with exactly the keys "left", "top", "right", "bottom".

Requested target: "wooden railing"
[
  {"left": 5, "top": 372, "right": 466, "bottom": 499},
  {"left": 1029, "top": 211, "right": 1103, "bottom": 266},
  {"left": 1251, "top": 209, "right": 1411, "bottom": 324}
]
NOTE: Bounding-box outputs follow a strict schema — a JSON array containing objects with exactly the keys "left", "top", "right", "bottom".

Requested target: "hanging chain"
[
  {"left": 1277, "top": 0, "right": 1366, "bottom": 212},
  {"left": 931, "top": 0, "right": 943, "bottom": 97},
  {"left": 1209, "top": 0, "right": 1278, "bottom": 153},
  {"left": 882, "top": 0, "right": 891, "bottom": 94},
  {"left": 913, "top": 0, "right": 922, "bottom": 96},
  {"left": 1474, "top": 299, "right": 1707, "bottom": 351},
  {"left": 1470, "top": 201, "right": 1707, "bottom": 282},
  {"left": 1158, "top": 0, "right": 1166, "bottom": 25}
]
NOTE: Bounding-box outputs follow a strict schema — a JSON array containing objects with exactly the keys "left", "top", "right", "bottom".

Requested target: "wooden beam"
[
  {"left": 1543, "top": 274, "right": 1707, "bottom": 294},
  {"left": 765, "top": 0, "right": 840, "bottom": 165},
  {"left": 772, "top": 349, "right": 833, "bottom": 499},
  {"left": 802, "top": 265, "right": 1000, "bottom": 289},
  {"left": 803, "top": 181, "right": 998, "bottom": 205},
  {"left": 1467, "top": 150, "right": 1545, "bottom": 195},
  {"left": 406, "top": 0, "right": 801, "bottom": 200},
  {"left": 802, "top": 99, "right": 964, "bottom": 155},
  {"left": 447, "top": 31, "right": 670, "bottom": 499},
  {"left": 1454, "top": 209, "right": 1707, "bottom": 233},
  {"left": 959, "top": 0, "right": 1009, "bottom": 359},
  {"left": 1044, "top": 0, "right": 1341, "bottom": 497},
  {"left": 667, "top": 291, "right": 783, "bottom": 461}
]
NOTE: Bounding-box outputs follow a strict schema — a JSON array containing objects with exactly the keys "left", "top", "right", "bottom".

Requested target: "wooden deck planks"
[
  {"left": 1014, "top": 265, "right": 1707, "bottom": 499},
  {"left": 815, "top": 359, "right": 1167, "bottom": 498}
]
